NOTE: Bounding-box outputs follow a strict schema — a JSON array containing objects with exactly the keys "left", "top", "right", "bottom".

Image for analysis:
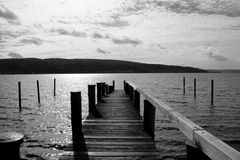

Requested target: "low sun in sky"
[{"left": 1, "top": 0, "right": 240, "bottom": 69}]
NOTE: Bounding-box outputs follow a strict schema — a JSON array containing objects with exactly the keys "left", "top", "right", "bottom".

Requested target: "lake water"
[{"left": 0, "top": 73, "right": 240, "bottom": 160}]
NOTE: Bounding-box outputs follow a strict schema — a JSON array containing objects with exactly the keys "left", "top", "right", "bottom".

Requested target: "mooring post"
[
  {"left": 211, "top": 80, "right": 214, "bottom": 105},
  {"left": 129, "top": 86, "right": 134, "bottom": 100},
  {"left": 70, "top": 92, "right": 82, "bottom": 141},
  {"left": 144, "top": 100, "right": 155, "bottom": 140},
  {"left": 18, "top": 82, "right": 22, "bottom": 112},
  {"left": 54, "top": 78, "right": 56, "bottom": 97},
  {"left": 97, "top": 83, "right": 102, "bottom": 103},
  {"left": 194, "top": 78, "right": 196, "bottom": 98},
  {"left": 88, "top": 85, "right": 96, "bottom": 114},
  {"left": 101, "top": 82, "right": 106, "bottom": 97},
  {"left": 0, "top": 132, "right": 24, "bottom": 160},
  {"left": 105, "top": 84, "right": 109, "bottom": 95},
  {"left": 133, "top": 90, "right": 140, "bottom": 111},
  {"left": 123, "top": 81, "right": 126, "bottom": 93},
  {"left": 183, "top": 77, "right": 185, "bottom": 95},
  {"left": 113, "top": 80, "right": 115, "bottom": 91},
  {"left": 37, "top": 80, "right": 40, "bottom": 104},
  {"left": 125, "top": 83, "right": 129, "bottom": 95},
  {"left": 186, "top": 140, "right": 211, "bottom": 160}
]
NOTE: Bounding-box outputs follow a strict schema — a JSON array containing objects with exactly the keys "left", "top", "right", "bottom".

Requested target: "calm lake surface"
[{"left": 0, "top": 73, "right": 240, "bottom": 160}]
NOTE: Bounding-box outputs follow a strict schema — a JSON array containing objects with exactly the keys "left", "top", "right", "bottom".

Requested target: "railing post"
[
  {"left": 133, "top": 90, "right": 140, "bottom": 110},
  {"left": 186, "top": 140, "right": 211, "bottom": 160},
  {"left": 70, "top": 92, "right": 82, "bottom": 141},
  {"left": 88, "top": 85, "right": 96, "bottom": 115},
  {"left": 0, "top": 132, "right": 24, "bottom": 160},
  {"left": 97, "top": 83, "right": 102, "bottom": 103},
  {"left": 144, "top": 100, "right": 155, "bottom": 140}
]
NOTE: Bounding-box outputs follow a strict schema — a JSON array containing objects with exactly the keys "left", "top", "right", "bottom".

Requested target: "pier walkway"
[{"left": 59, "top": 89, "right": 160, "bottom": 160}]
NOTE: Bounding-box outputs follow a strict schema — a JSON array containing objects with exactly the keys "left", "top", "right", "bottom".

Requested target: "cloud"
[
  {"left": 151, "top": 43, "right": 166, "bottom": 50},
  {"left": 20, "top": 37, "right": 43, "bottom": 45},
  {"left": 8, "top": 52, "right": 23, "bottom": 58},
  {"left": 92, "top": 33, "right": 104, "bottom": 39},
  {"left": 97, "top": 15, "right": 129, "bottom": 28},
  {"left": 0, "top": 5, "right": 20, "bottom": 24},
  {"left": 97, "top": 48, "right": 110, "bottom": 54},
  {"left": 196, "top": 46, "right": 228, "bottom": 61},
  {"left": 112, "top": 37, "right": 142, "bottom": 47},
  {"left": 124, "top": 0, "right": 240, "bottom": 17},
  {"left": 50, "top": 28, "right": 87, "bottom": 37}
]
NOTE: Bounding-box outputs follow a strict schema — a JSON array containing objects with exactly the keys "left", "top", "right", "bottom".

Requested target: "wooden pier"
[
  {"left": 58, "top": 81, "right": 240, "bottom": 160},
  {"left": 60, "top": 83, "right": 160, "bottom": 159}
]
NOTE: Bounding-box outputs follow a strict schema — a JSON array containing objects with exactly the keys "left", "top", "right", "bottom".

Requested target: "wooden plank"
[{"left": 60, "top": 151, "right": 160, "bottom": 157}]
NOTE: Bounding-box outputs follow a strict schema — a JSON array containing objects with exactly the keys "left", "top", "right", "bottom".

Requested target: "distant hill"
[
  {"left": 208, "top": 69, "right": 240, "bottom": 73},
  {"left": 0, "top": 58, "right": 207, "bottom": 74}
]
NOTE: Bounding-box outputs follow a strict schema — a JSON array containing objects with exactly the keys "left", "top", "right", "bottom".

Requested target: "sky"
[{"left": 0, "top": 0, "right": 240, "bottom": 69}]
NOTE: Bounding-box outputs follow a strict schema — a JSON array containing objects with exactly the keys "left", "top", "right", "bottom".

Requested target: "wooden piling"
[
  {"left": 183, "top": 77, "right": 185, "bottom": 94},
  {"left": 37, "top": 80, "right": 40, "bottom": 104},
  {"left": 88, "top": 85, "right": 96, "bottom": 114},
  {"left": 106, "top": 84, "right": 109, "bottom": 95},
  {"left": 211, "top": 80, "right": 214, "bottom": 105},
  {"left": 70, "top": 92, "right": 82, "bottom": 141},
  {"left": 194, "top": 78, "right": 196, "bottom": 98},
  {"left": 97, "top": 83, "right": 102, "bottom": 103},
  {"left": 113, "top": 80, "right": 115, "bottom": 91},
  {"left": 134, "top": 90, "right": 140, "bottom": 110},
  {"left": 144, "top": 100, "right": 155, "bottom": 140},
  {"left": 54, "top": 78, "right": 56, "bottom": 97},
  {"left": 18, "top": 82, "right": 21, "bottom": 111},
  {"left": 186, "top": 140, "right": 211, "bottom": 160},
  {"left": 129, "top": 86, "right": 134, "bottom": 100},
  {"left": 101, "top": 83, "right": 106, "bottom": 97},
  {"left": 0, "top": 132, "right": 24, "bottom": 160}
]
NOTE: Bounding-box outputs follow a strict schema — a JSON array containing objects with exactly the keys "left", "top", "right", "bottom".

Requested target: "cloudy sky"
[{"left": 1, "top": 0, "right": 240, "bottom": 69}]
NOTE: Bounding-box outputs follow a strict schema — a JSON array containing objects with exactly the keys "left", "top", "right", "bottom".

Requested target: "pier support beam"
[
  {"left": 88, "top": 85, "right": 96, "bottom": 114},
  {"left": 97, "top": 83, "right": 102, "bottom": 103},
  {"left": 70, "top": 92, "right": 83, "bottom": 141},
  {"left": 133, "top": 90, "right": 140, "bottom": 111},
  {"left": 144, "top": 100, "right": 155, "bottom": 140},
  {"left": 186, "top": 140, "right": 211, "bottom": 160}
]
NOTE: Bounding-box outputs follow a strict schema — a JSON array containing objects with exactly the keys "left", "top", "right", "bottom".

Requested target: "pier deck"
[{"left": 59, "top": 89, "right": 160, "bottom": 160}]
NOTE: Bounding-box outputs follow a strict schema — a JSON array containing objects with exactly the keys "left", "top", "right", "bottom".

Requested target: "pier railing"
[{"left": 124, "top": 81, "right": 240, "bottom": 160}]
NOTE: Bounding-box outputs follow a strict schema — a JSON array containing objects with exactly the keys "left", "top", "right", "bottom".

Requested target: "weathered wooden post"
[
  {"left": 123, "top": 81, "right": 126, "bottom": 93},
  {"left": 133, "top": 90, "right": 140, "bottom": 110},
  {"left": 97, "top": 83, "right": 102, "bottom": 103},
  {"left": 125, "top": 83, "right": 129, "bottom": 95},
  {"left": 186, "top": 140, "right": 211, "bottom": 160},
  {"left": 144, "top": 100, "right": 155, "bottom": 140},
  {"left": 88, "top": 85, "right": 96, "bottom": 114},
  {"left": 105, "top": 84, "right": 109, "bottom": 95},
  {"left": 70, "top": 92, "right": 82, "bottom": 141},
  {"left": 211, "top": 80, "right": 214, "bottom": 105},
  {"left": 183, "top": 77, "right": 185, "bottom": 95},
  {"left": 129, "top": 86, "right": 133, "bottom": 100},
  {"left": 0, "top": 132, "right": 24, "bottom": 160},
  {"left": 194, "top": 78, "right": 196, "bottom": 98},
  {"left": 18, "top": 82, "right": 22, "bottom": 111},
  {"left": 101, "top": 82, "right": 106, "bottom": 97},
  {"left": 54, "top": 78, "right": 56, "bottom": 97},
  {"left": 37, "top": 80, "right": 40, "bottom": 104},
  {"left": 113, "top": 80, "right": 115, "bottom": 91}
]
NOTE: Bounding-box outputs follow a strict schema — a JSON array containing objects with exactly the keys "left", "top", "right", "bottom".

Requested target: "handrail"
[{"left": 126, "top": 81, "right": 240, "bottom": 160}]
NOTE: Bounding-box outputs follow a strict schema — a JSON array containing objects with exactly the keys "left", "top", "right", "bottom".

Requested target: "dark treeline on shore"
[{"left": 0, "top": 58, "right": 207, "bottom": 74}]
